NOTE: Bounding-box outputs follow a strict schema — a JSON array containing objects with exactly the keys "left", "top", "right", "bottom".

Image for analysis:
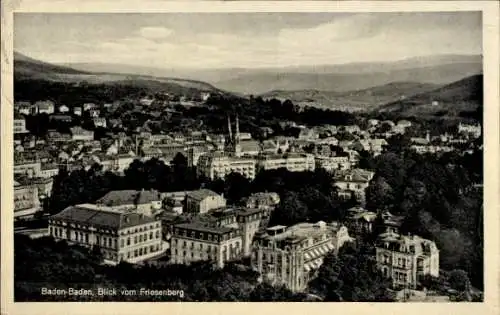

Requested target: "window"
[
  {"left": 127, "top": 237, "right": 130, "bottom": 246},
  {"left": 150, "top": 232, "right": 153, "bottom": 240},
  {"left": 85, "top": 233, "right": 89, "bottom": 243},
  {"left": 156, "top": 231, "right": 160, "bottom": 239},
  {"left": 121, "top": 239, "right": 125, "bottom": 248},
  {"left": 134, "top": 236, "right": 138, "bottom": 244},
  {"left": 139, "top": 235, "right": 142, "bottom": 242}
]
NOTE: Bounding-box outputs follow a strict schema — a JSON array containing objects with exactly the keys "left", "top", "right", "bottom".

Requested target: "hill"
[
  {"left": 377, "top": 74, "right": 483, "bottom": 118},
  {"left": 14, "top": 52, "right": 223, "bottom": 95},
  {"left": 260, "top": 82, "right": 441, "bottom": 112},
  {"left": 221, "top": 61, "right": 481, "bottom": 95},
  {"left": 63, "top": 54, "right": 483, "bottom": 96}
]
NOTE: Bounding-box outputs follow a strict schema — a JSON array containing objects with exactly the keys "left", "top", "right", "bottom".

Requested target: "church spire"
[
  {"left": 227, "top": 115, "right": 233, "bottom": 142},
  {"left": 235, "top": 114, "right": 240, "bottom": 143}
]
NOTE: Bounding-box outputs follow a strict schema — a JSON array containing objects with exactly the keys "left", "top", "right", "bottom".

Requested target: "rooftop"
[
  {"left": 186, "top": 189, "right": 222, "bottom": 201},
  {"left": 173, "top": 222, "right": 237, "bottom": 235},
  {"left": 51, "top": 203, "right": 157, "bottom": 230},
  {"left": 97, "top": 189, "right": 162, "bottom": 206},
  {"left": 259, "top": 221, "right": 342, "bottom": 243}
]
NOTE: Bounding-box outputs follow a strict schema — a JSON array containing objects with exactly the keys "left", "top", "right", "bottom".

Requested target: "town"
[{"left": 13, "top": 91, "right": 483, "bottom": 302}]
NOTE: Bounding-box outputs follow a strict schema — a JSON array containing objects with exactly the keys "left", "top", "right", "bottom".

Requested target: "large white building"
[
  {"left": 315, "top": 155, "right": 351, "bottom": 172},
  {"left": 197, "top": 152, "right": 257, "bottom": 180},
  {"left": 251, "top": 221, "right": 353, "bottom": 292},
  {"left": 376, "top": 232, "right": 439, "bottom": 289},
  {"left": 170, "top": 207, "right": 264, "bottom": 268},
  {"left": 49, "top": 204, "right": 164, "bottom": 264},
  {"left": 256, "top": 152, "right": 315, "bottom": 172}
]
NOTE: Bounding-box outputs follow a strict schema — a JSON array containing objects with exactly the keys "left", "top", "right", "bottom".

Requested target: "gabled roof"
[
  {"left": 186, "top": 189, "right": 221, "bottom": 201},
  {"left": 97, "top": 190, "right": 162, "bottom": 206}
]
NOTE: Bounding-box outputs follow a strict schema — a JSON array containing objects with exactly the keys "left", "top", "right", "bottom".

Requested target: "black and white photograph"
[{"left": 3, "top": 2, "right": 497, "bottom": 310}]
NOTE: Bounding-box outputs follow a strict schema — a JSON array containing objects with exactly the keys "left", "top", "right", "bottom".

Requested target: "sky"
[{"left": 14, "top": 12, "right": 482, "bottom": 69}]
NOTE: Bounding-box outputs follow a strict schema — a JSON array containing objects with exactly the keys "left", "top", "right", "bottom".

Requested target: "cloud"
[
  {"left": 19, "top": 13, "right": 481, "bottom": 69},
  {"left": 138, "top": 27, "right": 174, "bottom": 40}
]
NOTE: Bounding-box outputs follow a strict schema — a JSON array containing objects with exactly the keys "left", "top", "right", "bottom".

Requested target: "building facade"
[
  {"left": 185, "top": 189, "right": 227, "bottom": 214},
  {"left": 315, "top": 155, "right": 351, "bottom": 172},
  {"left": 197, "top": 152, "right": 257, "bottom": 180},
  {"left": 14, "top": 181, "right": 41, "bottom": 219},
  {"left": 375, "top": 233, "right": 439, "bottom": 289},
  {"left": 49, "top": 204, "right": 163, "bottom": 264},
  {"left": 256, "top": 153, "right": 315, "bottom": 173},
  {"left": 170, "top": 222, "right": 243, "bottom": 268},
  {"left": 251, "top": 221, "right": 352, "bottom": 292},
  {"left": 14, "top": 117, "right": 28, "bottom": 134}
]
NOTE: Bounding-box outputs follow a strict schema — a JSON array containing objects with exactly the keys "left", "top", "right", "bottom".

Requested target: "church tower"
[{"left": 234, "top": 115, "right": 242, "bottom": 157}]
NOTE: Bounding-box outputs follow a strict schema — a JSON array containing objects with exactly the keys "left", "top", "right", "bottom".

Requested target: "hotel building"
[
  {"left": 14, "top": 180, "right": 41, "bottom": 219},
  {"left": 197, "top": 152, "right": 256, "bottom": 180},
  {"left": 256, "top": 152, "right": 315, "bottom": 172},
  {"left": 251, "top": 221, "right": 353, "bottom": 292},
  {"left": 375, "top": 232, "right": 439, "bottom": 289},
  {"left": 169, "top": 207, "right": 264, "bottom": 268},
  {"left": 49, "top": 204, "right": 163, "bottom": 264}
]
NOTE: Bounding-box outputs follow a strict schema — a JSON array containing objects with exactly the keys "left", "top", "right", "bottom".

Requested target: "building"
[
  {"left": 49, "top": 204, "right": 163, "bottom": 264},
  {"left": 297, "top": 128, "right": 319, "bottom": 141},
  {"left": 251, "top": 221, "right": 353, "bottom": 292},
  {"left": 93, "top": 117, "right": 107, "bottom": 128},
  {"left": 83, "top": 103, "right": 97, "bottom": 111},
  {"left": 49, "top": 114, "right": 73, "bottom": 123},
  {"left": 96, "top": 189, "right": 163, "bottom": 217},
  {"left": 40, "top": 163, "right": 59, "bottom": 178},
  {"left": 344, "top": 206, "right": 377, "bottom": 237},
  {"left": 14, "top": 116, "right": 28, "bottom": 134},
  {"left": 169, "top": 207, "right": 264, "bottom": 267},
  {"left": 458, "top": 122, "right": 481, "bottom": 138},
  {"left": 245, "top": 192, "right": 280, "bottom": 227},
  {"left": 197, "top": 152, "right": 257, "bottom": 180},
  {"left": 315, "top": 155, "right": 351, "bottom": 172},
  {"left": 14, "top": 180, "right": 41, "bottom": 219},
  {"left": 246, "top": 192, "right": 280, "bottom": 211},
  {"left": 352, "top": 139, "right": 388, "bottom": 156},
  {"left": 14, "top": 160, "right": 42, "bottom": 178},
  {"left": 70, "top": 127, "right": 94, "bottom": 141},
  {"left": 334, "top": 168, "right": 375, "bottom": 202},
  {"left": 16, "top": 176, "right": 54, "bottom": 198},
  {"left": 169, "top": 222, "right": 242, "bottom": 268},
  {"left": 16, "top": 102, "right": 33, "bottom": 115},
  {"left": 256, "top": 152, "right": 315, "bottom": 173},
  {"left": 379, "top": 211, "right": 405, "bottom": 235},
  {"left": 185, "top": 189, "right": 227, "bottom": 214},
  {"left": 35, "top": 101, "right": 55, "bottom": 114},
  {"left": 410, "top": 144, "right": 455, "bottom": 154},
  {"left": 375, "top": 232, "right": 439, "bottom": 289},
  {"left": 58, "top": 105, "right": 70, "bottom": 113}
]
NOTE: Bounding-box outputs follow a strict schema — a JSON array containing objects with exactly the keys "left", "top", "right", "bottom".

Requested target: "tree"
[
  {"left": 223, "top": 172, "right": 252, "bottom": 205},
  {"left": 365, "top": 176, "right": 394, "bottom": 212},
  {"left": 448, "top": 269, "right": 470, "bottom": 291},
  {"left": 308, "top": 242, "right": 394, "bottom": 302},
  {"left": 269, "top": 191, "right": 309, "bottom": 226}
]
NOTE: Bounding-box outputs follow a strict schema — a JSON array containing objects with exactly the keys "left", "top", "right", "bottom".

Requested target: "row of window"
[
  {"left": 124, "top": 244, "right": 161, "bottom": 260},
  {"left": 173, "top": 239, "right": 240, "bottom": 252},
  {"left": 122, "top": 231, "right": 161, "bottom": 247},
  {"left": 121, "top": 223, "right": 160, "bottom": 235},
  {"left": 174, "top": 246, "right": 241, "bottom": 261}
]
